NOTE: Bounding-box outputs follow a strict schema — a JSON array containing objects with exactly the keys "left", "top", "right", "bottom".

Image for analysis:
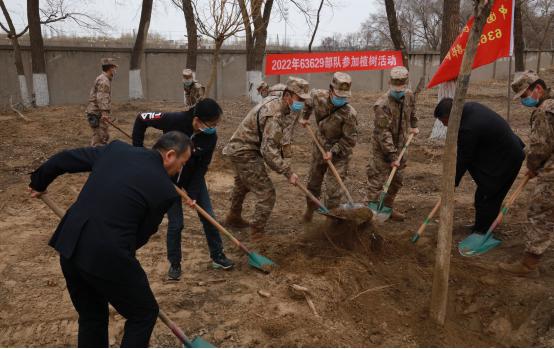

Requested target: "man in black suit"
[
  {"left": 28, "top": 131, "right": 192, "bottom": 347},
  {"left": 434, "top": 98, "right": 525, "bottom": 234}
]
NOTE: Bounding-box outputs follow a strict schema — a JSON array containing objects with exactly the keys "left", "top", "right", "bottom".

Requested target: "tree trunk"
[
  {"left": 205, "top": 40, "right": 222, "bottom": 97},
  {"left": 514, "top": 0, "right": 525, "bottom": 71},
  {"left": 429, "top": 0, "right": 493, "bottom": 326},
  {"left": 27, "top": 0, "right": 49, "bottom": 106},
  {"left": 0, "top": 0, "right": 31, "bottom": 107},
  {"left": 308, "top": 0, "right": 325, "bottom": 52},
  {"left": 129, "top": 0, "right": 153, "bottom": 100},
  {"left": 384, "top": 0, "right": 409, "bottom": 69},
  {"left": 183, "top": 0, "right": 198, "bottom": 73},
  {"left": 431, "top": 0, "right": 461, "bottom": 141}
]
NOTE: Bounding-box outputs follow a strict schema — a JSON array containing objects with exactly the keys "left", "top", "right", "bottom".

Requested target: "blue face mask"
[
  {"left": 201, "top": 127, "right": 216, "bottom": 135},
  {"left": 521, "top": 96, "right": 539, "bottom": 107},
  {"left": 390, "top": 90, "right": 405, "bottom": 101},
  {"left": 290, "top": 100, "right": 305, "bottom": 112},
  {"left": 183, "top": 80, "right": 193, "bottom": 88},
  {"left": 331, "top": 95, "right": 347, "bottom": 107}
]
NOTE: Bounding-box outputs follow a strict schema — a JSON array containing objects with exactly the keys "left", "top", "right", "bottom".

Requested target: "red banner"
[
  {"left": 265, "top": 50, "right": 403, "bottom": 76},
  {"left": 427, "top": 0, "right": 514, "bottom": 88}
]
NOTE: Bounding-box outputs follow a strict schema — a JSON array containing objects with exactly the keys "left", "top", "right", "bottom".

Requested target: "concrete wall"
[{"left": 1, "top": 45, "right": 553, "bottom": 108}]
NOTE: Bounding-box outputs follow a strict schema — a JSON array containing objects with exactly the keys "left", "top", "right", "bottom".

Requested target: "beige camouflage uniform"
[
  {"left": 222, "top": 77, "right": 310, "bottom": 229},
  {"left": 302, "top": 72, "right": 358, "bottom": 209},
  {"left": 511, "top": 71, "right": 554, "bottom": 256},
  {"left": 183, "top": 68, "right": 205, "bottom": 110},
  {"left": 367, "top": 66, "right": 417, "bottom": 208},
  {"left": 257, "top": 81, "right": 269, "bottom": 98},
  {"left": 86, "top": 58, "right": 116, "bottom": 147},
  {"left": 269, "top": 83, "right": 286, "bottom": 97}
]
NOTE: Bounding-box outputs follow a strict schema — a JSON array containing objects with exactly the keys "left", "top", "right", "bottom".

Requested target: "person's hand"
[
  {"left": 184, "top": 197, "right": 196, "bottom": 208},
  {"left": 101, "top": 114, "right": 110, "bottom": 122},
  {"left": 288, "top": 173, "right": 299, "bottom": 185},
  {"left": 28, "top": 187, "right": 44, "bottom": 198},
  {"left": 323, "top": 151, "right": 332, "bottom": 161},
  {"left": 299, "top": 118, "right": 309, "bottom": 127},
  {"left": 526, "top": 169, "right": 538, "bottom": 179},
  {"left": 410, "top": 127, "right": 420, "bottom": 135},
  {"left": 390, "top": 160, "right": 400, "bottom": 168}
]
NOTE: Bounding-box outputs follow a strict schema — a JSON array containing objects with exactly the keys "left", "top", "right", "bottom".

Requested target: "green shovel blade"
[
  {"left": 190, "top": 336, "right": 216, "bottom": 348},
  {"left": 368, "top": 201, "right": 392, "bottom": 222},
  {"left": 458, "top": 232, "right": 501, "bottom": 257},
  {"left": 410, "top": 233, "right": 420, "bottom": 243},
  {"left": 247, "top": 251, "right": 276, "bottom": 273}
]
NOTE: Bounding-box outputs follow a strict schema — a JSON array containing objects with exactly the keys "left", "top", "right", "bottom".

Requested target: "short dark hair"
[
  {"left": 193, "top": 98, "right": 223, "bottom": 123},
  {"left": 102, "top": 64, "right": 115, "bottom": 72},
  {"left": 434, "top": 98, "right": 453, "bottom": 119},
  {"left": 529, "top": 79, "right": 547, "bottom": 91},
  {"left": 153, "top": 131, "right": 192, "bottom": 155}
]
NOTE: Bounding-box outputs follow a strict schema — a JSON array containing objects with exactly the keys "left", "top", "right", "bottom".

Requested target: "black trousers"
[
  {"left": 60, "top": 256, "right": 158, "bottom": 348},
  {"left": 473, "top": 165, "right": 521, "bottom": 233}
]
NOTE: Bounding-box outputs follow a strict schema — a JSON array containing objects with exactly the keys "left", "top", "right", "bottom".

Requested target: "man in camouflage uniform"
[
  {"left": 299, "top": 72, "right": 358, "bottom": 222},
  {"left": 366, "top": 66, "right": 419, "bottom": 221},
  {"left": 86, "top": 58, "right": 117, "bottom": 147},
  {"left": 258, "top": 81, "right": 286, "bottom": 99},
  {"left": 222, "top": 77, "right": 309, "bottom": 238},
  {"left": 500, "top": 70, "right": 553, "bottom": 275},
  {"left": 183, "top": 68, "right": 205, "bottom": 110},
  {"left": 257, "top": 81, "right": 269, "bottom": 98}
]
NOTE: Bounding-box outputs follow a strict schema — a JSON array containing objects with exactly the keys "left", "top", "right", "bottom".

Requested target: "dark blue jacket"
[{"left": 132, "top": 110, "right": 216, "bottom": 200}]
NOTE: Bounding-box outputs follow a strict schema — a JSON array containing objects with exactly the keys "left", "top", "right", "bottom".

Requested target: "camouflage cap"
[
  {"left": 286, "top": 77, "right": 310, "bottom": 100},
  {"left": 390, "top": 66, "right": 409, "bottom": 92},
  {"left": 101, "top": 58, "right": 118, "bottom": 67},
  {"left": 182, "top": 68, "right": 193, "bottom": 78},
  {"left": 511, "top": 70, "right": 540, "bottom": 100},
  {"left": 257, "top": 81, "right": 269, "bottom": 91},
  {"left": 330, "top": 72, "right": 352, "bottom": 98}
]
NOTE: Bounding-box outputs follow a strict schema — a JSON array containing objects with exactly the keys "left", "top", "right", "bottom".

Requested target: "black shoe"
[
  {"left": 211, "top": 253, "right": 235, "bottom": 270},
  {"left": 168, "top": 263, "right": 181, "bottom": 280}
]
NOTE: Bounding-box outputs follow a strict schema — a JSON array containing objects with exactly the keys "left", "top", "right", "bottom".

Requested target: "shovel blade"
[
  {"left": 367, "top": 201, "right": 392, "bottom": 222},
  {"left": 410, "top": 233, "right": 420, "bottom": 243},
  {"left": 247, "top": 251, "right": 276, "bottom": 273},
  {"left": 189, "top": 336, "right": 216, "bottom": 348},
  {"left": 458, "top": 233, "right": 501, "bottom": 257}
]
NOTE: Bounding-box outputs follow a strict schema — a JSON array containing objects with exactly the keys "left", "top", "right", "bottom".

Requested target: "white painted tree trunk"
[
  {"left": 129, "top": 69, "right": 144, "bottom": 100},
  {"left": 246, "top": 70, "right": 263, "bottom": 104},
  {"left": 32, "top": 73, "right": 49, "bottom": 106},
  {"left": 430, "top": 80, "right": 456, "bottom": 140},
  {"left": 18, "top": 75, "right": 32, "bottom": 108}
]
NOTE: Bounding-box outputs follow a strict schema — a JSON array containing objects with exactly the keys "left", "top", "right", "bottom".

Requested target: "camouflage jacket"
[
  {"left": 302, "top": 89, "right": 358, "bottom": 158},
  {"left": 527, "top": 93, "right": 554, "bottom": 175},
  {"left": 372, "top": 89, "right": 418, "bottom": 162},
  {"left": 184, "top": 81, "right": 205, "bottom": 110},
  {"left": 85, "top": 72, "right": 112, "bottom": 115},
  {"left": 269, "top": 83, "right": 286, "bottom": 97},
  {"left": 222, "top": 96, "right": 295, "bottom": 178}
]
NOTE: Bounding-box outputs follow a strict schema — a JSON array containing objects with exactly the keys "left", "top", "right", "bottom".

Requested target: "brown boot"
[
  {"left": 390, "top": 210, "right": 405, "bottom": 222},
  {"left": 303, "top": 198, "right": 319, "bottom": 222},
  {"left": 250, "top": 225, "right": 265, "bottom": 241},
  {"left": 224, "top": 210, "right": 250, "bottom": 228},
  {"left": 499, "top": 252, "right": 541, "bottom": 276}
]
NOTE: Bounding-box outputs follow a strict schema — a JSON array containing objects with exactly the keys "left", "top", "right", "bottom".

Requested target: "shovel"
[
  {"left": 411, "top": 198, "right": 441, "bottom": 243},
  {"left": 458, "top": 174, "right": 531, "bottom": 257},
  {"left": 37, "top": 193, "right": 215, "bottom": 348},
  {"left": 368, "top": 133, "right": 415, "bottom": 222},
  {"left": 174, "top": 186, "right": 276, "bottom": 273},
  {"left": 105, "top": 118, "right": 133, "bottom": 139},
  {"left": 294, "top": 181, "right": 346, "bottom": 221}
]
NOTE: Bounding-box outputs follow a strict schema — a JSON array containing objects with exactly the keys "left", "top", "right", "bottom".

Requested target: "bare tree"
[
  {"left": 171, "top": 0, "right": 199, "bottom": 76},
  {"left": 129, "top": 0, "right": 153, "bottom": 100},
  {"left": 523, "top": 0, "right": 554, "bottom": 71},
  {"left": 430, "top": 0, "right": 461, "bottom": 141},
  {"left": 384, "top": 0, "right": 409, "bottom": 68},
  {"left": 193, "top": 0, "right": 244, "bottom": 97},
  {"left": 28, "top": 0, "right": 49, "bottom": 106},
  {"left": 308, "top": 0, "right": 325, "bottom": 52},
  {"left": 514, "top": 0, "right": 525, "bottom": 71}
]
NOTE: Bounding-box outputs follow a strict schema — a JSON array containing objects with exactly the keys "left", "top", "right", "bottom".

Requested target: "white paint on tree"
[
  {"left": 33, "top": 73, "right": 49, "bottom": 106},
  {"left": 430, "top": 81, "right": 456, "bottom": 140},
  {"left": 129, "top": 69, "right": 144, "bottom": 100},
  {"left": 246, "top": 70, "right": 263, "bottom": 104},
  {"left": 18, "top": 75, "right": 31, "bottom": 107}
]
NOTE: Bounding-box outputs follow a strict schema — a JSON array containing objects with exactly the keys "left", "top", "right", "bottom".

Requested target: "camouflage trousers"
[
  {"left": 366, "top": 149, "right": 405, "bottom": 207},
  {"left": 228, "top": 154, "right": 276, "bottom": 229},
  {"left": 87, "top": 113, "right": 110, "bottom": 147},
  {"left": 525, "top": 172, "right": 554, "bottom": 255},
  {"left": 306, "top": 142, "right": 350, "bottom": 209}
]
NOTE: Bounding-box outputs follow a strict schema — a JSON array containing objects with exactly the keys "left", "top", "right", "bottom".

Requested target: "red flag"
[{"left": 427, "top": 0, "right": 514, "bottom": 88}]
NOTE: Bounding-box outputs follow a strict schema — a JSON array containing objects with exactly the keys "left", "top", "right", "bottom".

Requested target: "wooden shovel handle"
[
  {"left": 491, "top": 174, "right": 531, "bottom": 228},
  {"left": 295, "top": 181, "right": 328, "bottom": 212},
  {"left": 305, "top": 124, "right": 354, "bottom": 204},
  {"left": 415, "top": 198, "right": 441, "bottom": 237},
  {"left": 105, "top": 118, "right": 132, "bottom": 140},
  {"left": 383, "top": 133, "right": 415, "bottom": 195},
  {"left": 40, "top": 194, "right": 65, "bottom": 218},
  {"left": 173, "top": 186, "right": 250, "bottom": 255}
]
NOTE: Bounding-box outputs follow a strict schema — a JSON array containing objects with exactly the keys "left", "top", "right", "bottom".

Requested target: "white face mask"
[{"left": 183, "top": 79, "right": 193, "bottom": 87}]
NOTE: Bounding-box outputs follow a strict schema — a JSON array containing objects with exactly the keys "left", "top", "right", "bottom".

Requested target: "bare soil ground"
[{"left": 0, "top": 72, "right": 553, "bottom": 347}]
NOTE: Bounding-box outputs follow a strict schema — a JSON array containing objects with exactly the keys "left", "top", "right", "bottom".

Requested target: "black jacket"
[
  {"left": 132, "top": 110, "right": 216, "bottom": 199},
  {"left": 30, "top": 141, "right": 178, "bottom": 283},
  {"left": 456, "top": 102, "right": 525, "bottom": 193}
]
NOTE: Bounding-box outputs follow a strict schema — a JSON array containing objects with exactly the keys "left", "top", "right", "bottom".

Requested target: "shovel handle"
[
  {"left": 40, "top": 194, "right": 65, "bottom": 218},
  {"left": 414, "top": 198, "right": 441, "bottom": 238},
  {"left": 382, "top": 133, "right": 414, "bottom": 195},
  {"left": 173, "top": 186, "right": 251, "bottom": 255},
  {"left": 295, "top": 182, "right": 329, "bottom": 212},
  {"left": 105, "top": 118, "right": 133, "bottom": 140},
  {"left": 305, "top": 124, "right": 354, "bottom": 205},
  {"left": 486, "top": 174, "right": 531, "bottom": 234}
]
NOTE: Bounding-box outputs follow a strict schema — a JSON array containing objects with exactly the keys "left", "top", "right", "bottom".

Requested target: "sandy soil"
[{"left": 0, "top": 72, "right": 552, "bottom": 347}]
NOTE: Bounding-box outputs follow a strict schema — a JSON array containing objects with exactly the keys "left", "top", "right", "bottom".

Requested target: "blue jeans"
[{"left": 166, "top": 178, "right": 223, "bottom": 264}]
